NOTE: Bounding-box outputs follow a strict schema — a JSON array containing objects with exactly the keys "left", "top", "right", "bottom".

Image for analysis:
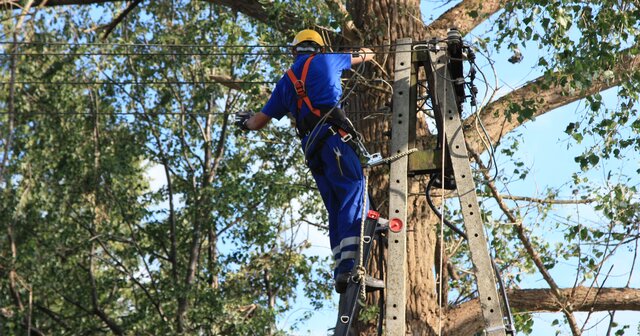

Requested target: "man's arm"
[
  {"left": 235, "top": 111, "right": 272, "bottom": 131},
  {"left": 245, "top": 112, "right": 271, "bottom": 130},
  {"left": 351, "top": 47, "right": 374, "bottom": 65}
]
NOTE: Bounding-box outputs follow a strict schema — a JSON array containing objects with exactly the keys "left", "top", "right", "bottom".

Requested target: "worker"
[{"left": 234, "top": 29, "right": 383, "bottom": 294}]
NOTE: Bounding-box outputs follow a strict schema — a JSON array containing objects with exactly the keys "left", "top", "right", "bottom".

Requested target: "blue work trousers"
[{"left": 304, "top": 133, "right": 369, "bottom": 279}]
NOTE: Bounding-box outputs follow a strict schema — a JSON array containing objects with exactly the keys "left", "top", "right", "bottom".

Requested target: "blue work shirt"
[{"left": 262, "top": 53, "right": 352, "bottom": 133}]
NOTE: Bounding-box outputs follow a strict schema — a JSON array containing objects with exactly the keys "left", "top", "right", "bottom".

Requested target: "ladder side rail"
[
  {"left": 427, "top": 49, "right": 507, "bottom": 336},
  {"left": 385, "top": 37, "right": 412, "bottom": 336}
]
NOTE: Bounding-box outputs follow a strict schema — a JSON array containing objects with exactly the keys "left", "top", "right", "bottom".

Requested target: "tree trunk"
[{"left": 347, "top": 1, "right": 442, "bottom": 334}]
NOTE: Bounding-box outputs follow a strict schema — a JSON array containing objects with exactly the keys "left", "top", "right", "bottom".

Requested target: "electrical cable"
[
  {"left": 0, "top": 77, "right": 386, "bottom": 86},
  {"left": 0, "top": 80, "right": 277, "bottom": 85},
  {"left": 426, "top": 176, "right": 468, "bottom": 239},
  {"left": 468, "top": 56, "right": 500, "bottom": 182},
  {"left": 0, "top": 50, "right": 396, "bottom": 57},
  {"left": 0, "top": 40, "right": 416, "bottom": 49},
  {"left": 1, "top": 41, "right": 294, "bottom": 48},
  {"left": 0, "top": 110, "right": 387, "bottom": 117}
]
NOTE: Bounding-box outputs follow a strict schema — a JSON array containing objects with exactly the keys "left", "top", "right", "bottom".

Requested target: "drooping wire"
[
  {"left": 425, "top": 176, "right": 467, "bottom": 239},
  {"left": 467, "top": 49, "right": 500, "bottom": 182},
  {"left": 437, "top": 91, "right": 446, "bottom": 336}
]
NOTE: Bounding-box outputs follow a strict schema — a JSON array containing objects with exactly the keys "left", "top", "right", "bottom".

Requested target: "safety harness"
[
  {"left": 286, "top": 54, "right": 356, "bottom": 141},
  {"left": 286, "top": 53, "right": 388, "bottom": 168}
]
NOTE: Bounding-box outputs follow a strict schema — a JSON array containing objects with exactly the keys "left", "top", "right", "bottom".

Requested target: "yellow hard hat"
[{"left": 291, "top": 29, "right": 325, "bottom": 47}]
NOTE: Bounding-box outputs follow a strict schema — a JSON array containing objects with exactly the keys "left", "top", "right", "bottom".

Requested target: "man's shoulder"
[{"left": 319, "top": 52, "right": 348, "bottom": 59}]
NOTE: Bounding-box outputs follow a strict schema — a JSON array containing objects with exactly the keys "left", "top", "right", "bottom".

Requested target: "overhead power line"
[
  {"left": 0, "top": 41, "right": 416, "bottom": 58},
  {"left": 0, "top": 80, "right": 278, "bottom": 85},
  {"left": 0, "top": 110, "right": 390, "bottom": 116},
  {"left": 0, "top": 51, "right": 391, "bottom": 57},
  {"left": 0, "top": 77, "right": 387, "bottom": 85},
  {"left": 0, "top": 40, "right": 413, "bottom": 49}
]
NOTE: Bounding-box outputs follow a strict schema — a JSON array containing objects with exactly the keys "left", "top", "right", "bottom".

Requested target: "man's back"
[{"left": 287, "top": 53, "right": 351, "bottom": 111}]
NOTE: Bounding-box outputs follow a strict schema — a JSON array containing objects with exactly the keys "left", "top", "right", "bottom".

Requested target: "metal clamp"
[{"left": 353, "top": 138, "right": 384, "bottom": 167}]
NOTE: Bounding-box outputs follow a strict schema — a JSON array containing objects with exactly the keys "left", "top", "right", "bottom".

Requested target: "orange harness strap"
[
  {"left": 286, "top": 54, "right": 321, "bottom": 117},
  {"left": 286, "top": 54, "right": 348, "bottom": 137}
]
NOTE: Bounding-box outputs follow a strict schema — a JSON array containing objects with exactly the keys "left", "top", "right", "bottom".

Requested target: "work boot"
[{"left": 335, "top": 273, "right": 385, "bottom": 294}]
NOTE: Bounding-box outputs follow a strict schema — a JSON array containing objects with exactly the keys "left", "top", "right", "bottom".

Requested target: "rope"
[{"left": 356, "top": 173, "right": 369, "bottom": 304}]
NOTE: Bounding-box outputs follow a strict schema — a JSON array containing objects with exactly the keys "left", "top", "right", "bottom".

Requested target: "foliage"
[{"left": 0, "top": 1, "right": 333, "bottom": 335}]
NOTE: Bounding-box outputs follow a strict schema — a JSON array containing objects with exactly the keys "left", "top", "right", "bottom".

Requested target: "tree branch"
[
  {"left": 445, "top": 287, "right": 640, "bottom": 336},
  {"left": 465, "top": 51, "right": 640, "bottom": 154},
  {"left": 324, "top": 0, "right": 361, "bottom": 43},
  {"left": 0, "top": 0, "right": 304, "bottom": 37},
  {"left": 204, "top": 0, "right": 300, "bottom": 33},
  {"left": 0, "top": 0, "right": 126, "bottom": 10},
  {"left": 98, "top": 0, "right": 143, "bottom": 39},
  {"left": 427, "top": 0, "right": 506, "bottom": 38},
  {"left": 493, "top": 194, "right": 596, "bottom": 205},
  {"left": 470, "top": 149, "right": 582, "bottom": 334},
  {"left": 88, "top": 244, "right": 124, "bottom": 335},
  {"left": 0, "top": 307, "right": 45, "bottom": 336}
]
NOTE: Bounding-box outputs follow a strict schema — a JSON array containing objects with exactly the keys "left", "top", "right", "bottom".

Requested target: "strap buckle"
[
  {"left": 328, "top": 126, "right": 352, "bottom": 143},
  {"left": 293, "top": 80, "right": 306, "bottom": 97}
]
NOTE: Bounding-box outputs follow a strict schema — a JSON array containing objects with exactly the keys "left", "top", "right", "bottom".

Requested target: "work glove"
[{"left": 234, "top": 111, "right": 253, "bottom": 131}]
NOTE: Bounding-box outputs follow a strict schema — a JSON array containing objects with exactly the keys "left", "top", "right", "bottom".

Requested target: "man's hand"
[
  {"left": 351, "top": 47, "right": 374, "bottom": 65},
  {"left": 234, "top": 111, "right": 253, "bottom": 131}
]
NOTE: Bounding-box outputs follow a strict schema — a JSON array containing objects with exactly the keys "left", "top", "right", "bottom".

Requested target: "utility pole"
[{"left": 385, "top": 34, "right": 509, "bottom": 335}]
